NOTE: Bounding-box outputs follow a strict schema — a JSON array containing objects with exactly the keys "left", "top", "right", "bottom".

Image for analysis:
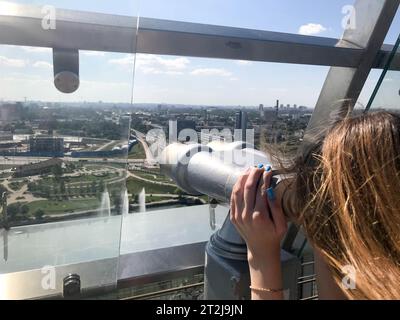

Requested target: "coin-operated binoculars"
[{"left": 160, "top": 141, "right": 301, "bottom": 300}]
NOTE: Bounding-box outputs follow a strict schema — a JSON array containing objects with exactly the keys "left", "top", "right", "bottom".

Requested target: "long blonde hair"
[{"left": 297, "top": 111, "right": 400, "bottom": 299}]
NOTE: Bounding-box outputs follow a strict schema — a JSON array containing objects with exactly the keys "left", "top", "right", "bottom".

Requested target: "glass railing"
[{"left": 0, "top": 0, "right": 139, "bottom": 299}]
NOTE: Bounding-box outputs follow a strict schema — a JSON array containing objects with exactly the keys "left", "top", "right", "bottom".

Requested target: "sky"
[{"left": 0, "top": 0, "right": 399, "bottom": 108}]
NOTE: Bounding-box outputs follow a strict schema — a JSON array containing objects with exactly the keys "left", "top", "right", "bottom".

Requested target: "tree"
[
  {"left": 60, "top": 179, "right": 66, "bottom": 196},
  {"left": 42, "top": 185, "right": 51, "bottom": 199},
  {"left": 27, "top": 182, "right": 37, "bottom": 192},
  {"left": 34, "top": 209, "right": 45, "bottom": 220},
  {"left": 0, "top": 185, "right": 8, "bottom": 196},
  {"left": 66, "top": 162, "right": 76, "bottom": 172},
  {"left": 99, "top": 181, "right": 105, "bottom": 193},
  {"left": 79, "top": 182, "right": 84, "bottom": 197},
  {"left": 91, "top": 181, "right": 98, "bottom": 194},
  {"left": 7, "top": 203, "right": 20, "bottom": 219},
  {"left": 52, "top": 164, "right": 63, "bottom": 182},
  {"left": 68, "top": 186, "right": 74, "bottom": 198},
  {"left": 86, "top": 183, "right": 91, "bottom": 195},
  {"left": 175, "top": 188, "right": 185, "bottom": 199},
  {"left": 20, "top": 204, "right": 29, "bottom": 216},
  {"left": 95, "top": 181, "right": 104, "bottom": 199}
]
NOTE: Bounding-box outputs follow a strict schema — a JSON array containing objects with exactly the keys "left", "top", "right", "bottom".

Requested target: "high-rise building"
[
  {"left": 29, "top": 136, "right": 64, "bottom": 156},
  {"left": 0, "top": 103, "right": 23, "bottom": 125},
  {"left": 0, "top": 131, "right": 13, "bottom": 141},
  {"left": 259, "top": 104, "right": 264, "bottom": 117},
  {"left": 235, "top": 111, "right": 248, "bottom": 142}
]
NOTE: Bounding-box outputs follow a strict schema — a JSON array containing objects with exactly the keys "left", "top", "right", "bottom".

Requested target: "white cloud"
[
  {"left": 136, "top": 54, "right": 189, "bottom": 75},
  {"left": 298, "top": 23, "right": 327, "bottom": 36},
  {"left": 2, "top": 74, "right": 44, "bottom": 81},
  {"left": 81, "top": 51, "right": 106, "bottom": 57},
  {"left": 236, "top": 60, "right": 252, "bottom": 66},
  {"left": 0, "top": 55, "right": 28, "bottom": 68},
  {"left": 0, "top": 75, "right": 134, "bottom": 102},
  {"left": 108, "top": 55, "right": 134, "bottom": 66},
  {"left": 33, "top": 61, "right": 52, "bottom": 69},
  {"left": 109, "top": 54, "right": 190, "bottom": 75},
  {"left": 190, "top": 68, "right": 232, "bottom": 77},
  {"left": 21, "top": 46, "right": 51, "bottom": 53},
  {"left": 81, "top": 80, "right": 131, "bottom": 88}
]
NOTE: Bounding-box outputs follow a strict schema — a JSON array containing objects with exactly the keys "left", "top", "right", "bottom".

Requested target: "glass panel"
[
  {"left": 366, "top": 33, "right": 400, "bottom": 112},
  {"left": 384, "top": 8, "right": 400, "bottom": 44},
  {"left": 126, "top": 52, "right": 328, "bottom": 271},
  {"left": 132, "top": 54, "right": 328, "bottom": 159},
  {"left": 139, "top": 0, "right": 357, "bottom": 37},
  {"left": 0, "top": 0, "right": 139, "bottom": 299},
  {"left": 120, "top": 205, "right": 227, "bottom": 261}
]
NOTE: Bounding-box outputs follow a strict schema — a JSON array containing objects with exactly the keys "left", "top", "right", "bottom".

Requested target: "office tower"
[
  {"left": 275, "top": 100, "right": 279, "bottom": 117},
  {"left": 235, "top": 111, "right": 248, "bottom": 142},
  {"left": 259, "top": 104, "right": 264, "bottom": 117}
]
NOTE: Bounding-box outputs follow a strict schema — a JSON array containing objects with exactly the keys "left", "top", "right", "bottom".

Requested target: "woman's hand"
[{"left": 230, "top": 165, "right": 288, "bottom": 299}]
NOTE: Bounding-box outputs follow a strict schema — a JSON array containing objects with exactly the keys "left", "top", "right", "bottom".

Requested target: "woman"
[{"left": 230, "top": 111, "right": 400, "bottom": 300}]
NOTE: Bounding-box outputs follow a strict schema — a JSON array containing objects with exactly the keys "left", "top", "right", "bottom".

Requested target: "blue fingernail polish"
[
  {"left": 258, "top": 164, "right": 264, "bottom": 169},
  {"left": 266, "top": 187, "right": 276, "bottom": 201},
  {"left": 265, "top": 165, "right": 272, "bottom": 172}
]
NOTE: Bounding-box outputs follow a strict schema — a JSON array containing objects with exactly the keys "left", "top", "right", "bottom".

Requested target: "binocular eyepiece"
[{"left": 160, "top": 141, "right": 278, "bottom": 203}]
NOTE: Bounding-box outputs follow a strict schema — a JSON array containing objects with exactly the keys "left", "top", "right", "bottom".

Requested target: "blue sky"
[{"left": 1, "top": 0, "right": 399, "bottom": 108}]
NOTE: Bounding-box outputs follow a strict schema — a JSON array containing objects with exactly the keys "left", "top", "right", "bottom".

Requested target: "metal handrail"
[{"left": 0, "top": 1, "right": 398, "bottom": 69}]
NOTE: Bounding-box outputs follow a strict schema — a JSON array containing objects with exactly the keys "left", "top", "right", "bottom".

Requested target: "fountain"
[
  {"left": 121, "top": 189, "right": 129, "bottom": 216},
  {"left": 138, "top": 188, "right": 146, "bottom": 213},
  {"left": 99, "top": 190, "right": 111, "bottom": 217}
]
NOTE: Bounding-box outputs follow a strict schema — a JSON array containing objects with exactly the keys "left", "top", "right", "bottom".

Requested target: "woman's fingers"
[
  {"left": 266, "top": 182, "right": 287, "bottom": 237},
  {"left": 230, "top": 169, "right": 252, "bottom": 240},
  {"left": 243, "top": 167, "right": 264, "bottom": 219},
  {"left": 254, "top": 166, "right": 272, "bottom": 213},
  {"left": 231, "top": 169, "right": 250, "bottom": 224}
]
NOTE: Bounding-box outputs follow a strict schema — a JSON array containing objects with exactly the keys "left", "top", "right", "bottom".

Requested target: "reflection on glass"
[
  {"left": 130, "top": 55, "right": 328, "bottom": 214},
  {"left": 366, "top": 34, "right": 400, "bottom": 112},
  {"left": 0, "top": 0, "right": 139, "bottom": 299}
]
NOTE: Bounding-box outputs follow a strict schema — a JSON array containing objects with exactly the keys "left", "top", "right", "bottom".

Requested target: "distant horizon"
[{"left": 0, "top": 99, "right": 313, "bottom": 110}]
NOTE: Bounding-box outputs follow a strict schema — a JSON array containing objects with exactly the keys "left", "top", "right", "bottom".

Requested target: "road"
[
  {"left": 127, "top": 170, "right": 176, "bottom": 187},
  {"left": 0, "top": 156, "right": 146, "bottom": 166},
  {"left": 132, "top": 129, "right": 157, "bottom": 164},
  {"left": 146, "top": 193, "right": 207, "bottom": 204},
  {"left": 96, "top": 140, "right": 119, "bottom": 151}
]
